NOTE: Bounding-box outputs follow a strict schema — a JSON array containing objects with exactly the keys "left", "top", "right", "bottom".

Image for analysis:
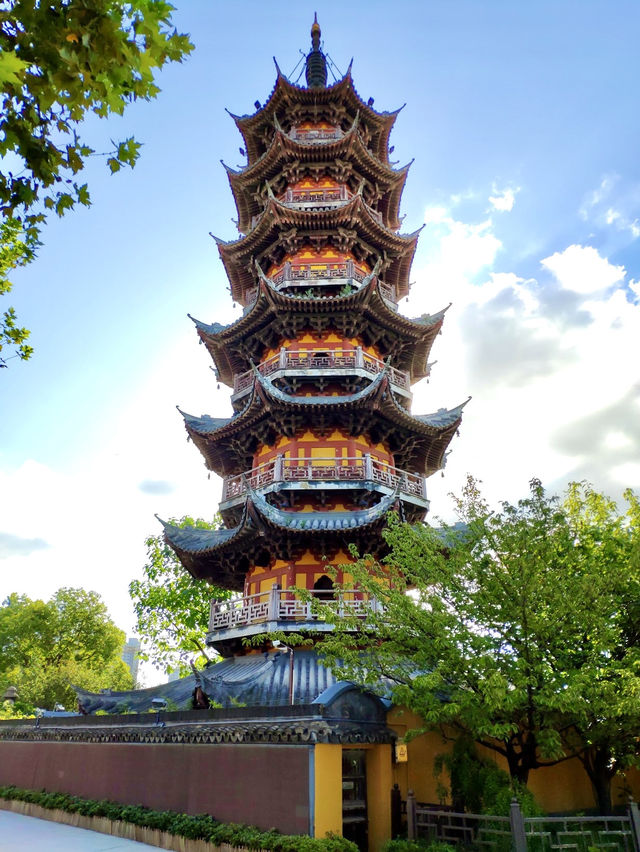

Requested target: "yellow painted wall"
[
  {"left": 314, "top": 744, "right": 342, "bottom": 838},
  {"left": 364, "top": 745, "right": 393, "bottom": 852},
  {"left": 386, "top": 705, "right": 640, "bottom": 814}
]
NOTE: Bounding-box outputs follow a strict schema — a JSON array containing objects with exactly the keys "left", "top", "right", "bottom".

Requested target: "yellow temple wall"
[
  {"left": 387, "top": 706, "right": 640, "bottom": 813},
  {"left": 314, "top": 744, "right": 342, "bottom": 838},
  {"left": 314, "top": 744, "right": 392, "bottom": 852}
]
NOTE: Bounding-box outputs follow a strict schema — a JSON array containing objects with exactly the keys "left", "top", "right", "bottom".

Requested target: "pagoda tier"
[
  {"left": 179, "top": 369, "right": 467, "bottom": 477},
  {"left": 215, "top": 193, "right": 419, "bottom": 306},
  {"left": 191, "top": 274, "right": 446, "bottom": 388},
  {"left": 190, "top": 275, "right": 447, "bottom": 388},
  {"left": 224, "top": 118, "right": 410, "bottom": 233},
  {"left": 159, "top": 486, "right": 400, "bottom": 591},
  {"left": 231, "top": 69, "right": 402, "bottom": 165}
]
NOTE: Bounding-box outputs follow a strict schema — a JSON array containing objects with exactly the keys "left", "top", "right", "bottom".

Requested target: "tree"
[
  {"left": 129, "top": 515, "right": 231, "bottom": 676},
  {"left": 320, "top": 478, "right": 640, "bottom": 813},
  {"left": 0, "top": 587, "right": 133, "bottom": 711},
  {"left": 0, "top": 0, "right": 193, "bottom": 365}
]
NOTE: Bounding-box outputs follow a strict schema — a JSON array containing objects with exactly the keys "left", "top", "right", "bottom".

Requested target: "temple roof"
[
  {"left": 190, "top": 274, "right": 447, "bottom": 388},
  {"left": 160, "top": 487, "right": 401, "bottom": 589},
  {"left": 178, "top": 370, "right": 467, "bottom": 478},
  {"left": 224, "top": 122, "right": 409, "bottom": 233},
  {"left": 230, "top": 70, "right": 402, "bottom": 165},
  {"left": 215, "top": 193, "right": 419, "bottom": 306}
]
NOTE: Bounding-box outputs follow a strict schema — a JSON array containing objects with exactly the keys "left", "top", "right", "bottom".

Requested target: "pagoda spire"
[{"left": 305, "top": 13, "right": 327, "bottom": 88}]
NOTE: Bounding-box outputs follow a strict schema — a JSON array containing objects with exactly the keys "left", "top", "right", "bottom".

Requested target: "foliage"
[
  {"left": 320, "top": 478, "right": 640, "bottom": 811},
  {"left": 0, "top": 0, "right": 193, "bottom": 365},
  {"left": 129, "top": 515, "right": 230, "bottom": 675},
  {"left": 434, "top": 737, "right": 542, "bottom": 816},
  {"left": 383, "top": 841, "right": 456, "bottom": 852},
  {"left": 0, "top": 785, "right": 359, "bottom": 852},
  {"left": 0, "top": 587, "right": 133, "bottom": 709}
]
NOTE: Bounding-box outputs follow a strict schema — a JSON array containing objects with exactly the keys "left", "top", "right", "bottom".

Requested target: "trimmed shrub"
[{"left": 0, "top": 785, "right": 358, "bottom": 852}]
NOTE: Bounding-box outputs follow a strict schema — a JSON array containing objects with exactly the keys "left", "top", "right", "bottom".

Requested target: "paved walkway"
[{"left": 0, "top": 810, "right": 163, "bottom": 850}]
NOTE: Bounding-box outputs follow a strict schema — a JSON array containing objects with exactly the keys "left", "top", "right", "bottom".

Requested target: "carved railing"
[
  {"left": 406, "top": 793, "right": 640, "bottom": 852},
  {"left": 271, "top": 259, "right": 368, "bottom": 286},
  {"left": 281, "top": 186, "right": 350, "bottom": 204},
  {"left": 232, "top": 347, "right": 410, "bottom": 395},
  {"left": 244, "top": 271, "right": 396, "bottom": 306},
  {"left": 208, "top": 588, "right": 377, "bottom": 633},
  {"left": 221, "top": 455, "right": 427, "bottom": 504},
  {"left": 289, "top": 128, "right": 344, "bottom": 142}
]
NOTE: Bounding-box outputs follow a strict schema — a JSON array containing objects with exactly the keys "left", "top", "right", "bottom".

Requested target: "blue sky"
[{"left": 1, "top": 1, "right": 639, "bottom": 673}]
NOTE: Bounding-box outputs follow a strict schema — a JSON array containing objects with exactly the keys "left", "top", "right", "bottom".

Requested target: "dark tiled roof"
[{"left": 76, "top": 650, "right": 342, "bottom": 714}]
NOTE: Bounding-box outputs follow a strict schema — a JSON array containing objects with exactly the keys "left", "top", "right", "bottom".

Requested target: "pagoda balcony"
[
  {"left": 219, "top": 455, "right": 429, "bottom": 512},
  {"left": 288, "top": 127, "right": 344, "bottom": 143},
  {"left": 272, "top": 259, "right": 369, "bottom": 286},
  {"left": 282, "top": 186, "right": 349, "bottom": 204},
  {"left": 207, "top": 586, "right": 380, "bottom": 645},
  {"left": 245, "top": 265, "right": 397, "bottom": 309},
  {"left": 231, "top": 347, "right": 411, "bottom": 403}
]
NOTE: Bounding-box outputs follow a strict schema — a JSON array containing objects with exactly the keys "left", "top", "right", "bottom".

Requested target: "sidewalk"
[{"left": 0, "top": 810, "right": 163, "bottom": 851}]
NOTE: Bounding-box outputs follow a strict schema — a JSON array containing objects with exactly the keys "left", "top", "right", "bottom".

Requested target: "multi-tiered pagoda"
[{"left": 161, "top": 18, "right": 466, "bottom": 660}]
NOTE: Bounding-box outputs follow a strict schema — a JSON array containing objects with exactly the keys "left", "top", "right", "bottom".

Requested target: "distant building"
[{"left": 121, "top": 637, "right": 140, "bottom": 683}]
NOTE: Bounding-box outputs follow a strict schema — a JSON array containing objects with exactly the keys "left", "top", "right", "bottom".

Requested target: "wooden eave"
[
  {"left": 226, "top": 126, "right": 409, "bottom": 232},
  {"left": 216, "top": 195, "right": 419, "bottom": 305},
  {"left": 232, "top": 72, "right": 400, "bottom": 164},
  {"left": 193, "top": 276, "right": 446, "bottom": 387},
  {"left": 181, "top": 372, "right": 464, "bottom": 478},
  {"left": 164, "top": 490, "right": 399, "bottom": 590}
]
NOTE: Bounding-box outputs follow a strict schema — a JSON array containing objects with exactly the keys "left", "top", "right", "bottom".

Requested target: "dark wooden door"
[{"left": 342, "top": 749, "right": 368, "bottom": 851}]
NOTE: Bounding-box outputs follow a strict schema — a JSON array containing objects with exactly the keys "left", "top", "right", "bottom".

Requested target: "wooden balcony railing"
[
  {"left": 271, "top": 259, "right": 368, "bottom": 286},
  {"left": 281, "top": 186, "right": 350, "bottom": 204},
  {"left": 221, "top": 455, "right": 427, "bottom": 504},
  {"left": 244, "top": 271, "right": 397, "bottom": 307},
  {"left": 232, "top": 347, "right": 410, "bottom": 396},
  {"left": 208, "top": 587, "right": 378, "bottom": 633},
  {"left": 289, "top": 128, "right": 344, "bottom": 142}
]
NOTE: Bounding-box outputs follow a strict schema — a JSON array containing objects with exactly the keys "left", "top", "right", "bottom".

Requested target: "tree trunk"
[
  {"left": 506, "top": 742, "right": 531, "bottom": 786},
  {"left": 583, "top": 747, "right": 614, "bottom": 815}
]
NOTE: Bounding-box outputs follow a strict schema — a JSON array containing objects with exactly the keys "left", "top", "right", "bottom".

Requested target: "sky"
[{"left": 1, "top": 1, "right": 639, "bottom": 678}]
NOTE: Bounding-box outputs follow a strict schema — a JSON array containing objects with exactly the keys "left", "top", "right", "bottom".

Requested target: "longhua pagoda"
[
  {"left": 69, "top": 19, "right": 467, "bottom": 848},
  {"left": 161, "top": 16, "right": 466, "bottom": 661}
]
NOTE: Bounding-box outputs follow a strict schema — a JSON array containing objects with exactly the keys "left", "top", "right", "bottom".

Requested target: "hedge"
[{"left": 0, "top": 785, "right": 358, "bottom": 852}]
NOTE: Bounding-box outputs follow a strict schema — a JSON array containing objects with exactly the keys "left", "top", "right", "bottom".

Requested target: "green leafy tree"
[
  {"left": 0, "top": 587, "right": 133, "bottom": 711},
  {"left": 0, "top": 0, "right": 193, "bottom": 365},
  {"left": 129, "top": 515, "right": 231, "bottom": 676},
  {"left": 320, "top": 478, "right": 640, "bottom": 813}
]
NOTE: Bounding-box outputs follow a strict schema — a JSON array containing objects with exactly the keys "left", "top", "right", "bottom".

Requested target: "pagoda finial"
[
  {"left": 311, "top": 12, "right": 321, "bottom": 50},
  {"left": 305, "top": 13, "right": 327, "bottom": 88}
]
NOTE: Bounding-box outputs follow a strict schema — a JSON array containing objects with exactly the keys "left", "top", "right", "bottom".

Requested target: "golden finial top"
[{"left": 311, "top": 13, "right": 321, "bottom": 51}]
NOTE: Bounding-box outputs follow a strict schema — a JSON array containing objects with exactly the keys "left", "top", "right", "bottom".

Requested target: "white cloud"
[
  {"left": 410, "top": 208, "right": 640, "bottom": 517},
  {"left": 541, "top": 244, "right": 625, "bottom": 294},
  {"left": 488, "top": 184, "right": 519, "bottom": 212},
  {"left": 580, "top": 173, "right": 640, "bottom": 241}
]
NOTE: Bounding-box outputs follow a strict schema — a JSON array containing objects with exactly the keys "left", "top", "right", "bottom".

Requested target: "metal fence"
[{"left": 405, "top": 791, "right": 640, "bottom": 852}]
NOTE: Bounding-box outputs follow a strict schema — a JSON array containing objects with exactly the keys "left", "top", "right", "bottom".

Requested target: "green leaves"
[
  {"left": 0, "top": 0, "right": 193, "bottom": 365},
  {"left": 322, "top": 478, "right": 640, "bottom": 806},
  {"left": 0, "top": 588, "right": 133, "bottom": 710},
  {"left": 129, "top": 515, "right": 230, "bottom": 675}
]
